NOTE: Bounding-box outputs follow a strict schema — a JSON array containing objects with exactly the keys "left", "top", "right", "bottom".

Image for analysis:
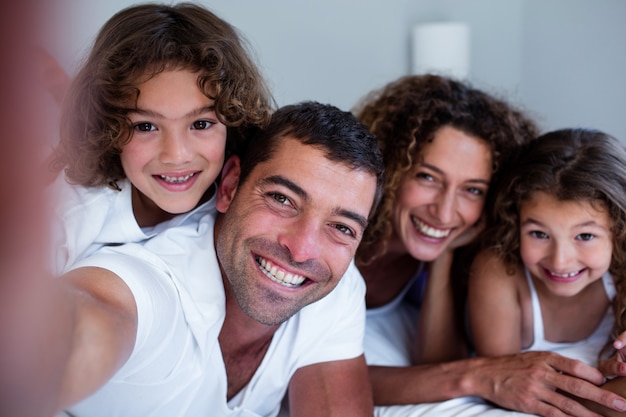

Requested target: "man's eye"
[
  {"left": 270, "top": 193, "right": 292, "bottom": 207},
  {"left": 133, "top": 122, "right": 156, "bottom": 132},
  {"left": 334, "top": 224, "right": 355, "bottom": 237},
  {"left": 192, "top": 120, "right": 213, "bottom": 130}
]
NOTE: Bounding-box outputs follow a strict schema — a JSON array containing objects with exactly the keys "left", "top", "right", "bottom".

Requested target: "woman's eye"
[
  {"left": 529, "top": 230, "right": 548, "bottom": 239},
  {"left": 577, "top": 233, "right": 595, "bottom": 241},
  {"left": 416, "top": 172, "right": 434, "bottom": 181},
  {"left": 133, "top": 122, "right": 156, "bottom": 132},
  {"left": 192, "top": 120, "right": 213, "bottom": 130}
]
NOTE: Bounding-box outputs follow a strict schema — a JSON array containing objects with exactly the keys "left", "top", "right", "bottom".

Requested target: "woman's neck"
[{"left": 359, "top": 246, "right": 423, "bottom": 308}]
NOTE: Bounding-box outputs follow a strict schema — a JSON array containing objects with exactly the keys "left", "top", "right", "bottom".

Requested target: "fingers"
[
  {"left": 599, "top": 357, "right": 626, "bottom": 379},
  {"left": 549, "top": 371, "right": 626, "bottom": 415},
  {"left": 540, "top": 388, "right": 603, "bottom": 417},
  {"left": 527, "top": 352, "right": 626, "bottom": 415},
  {"left": 545, "top": 354, "right": 606, "bottom": 385},
  {"left": 613, "top": 332, "right": 626, "bottom": 354}
]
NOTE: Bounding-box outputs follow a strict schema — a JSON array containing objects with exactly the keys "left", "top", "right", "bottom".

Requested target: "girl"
[
  {"left": 469, "top": 128, "right": 626, "bottom": 370},
  {"left": 48, "top": 3, "right": 274, "bottom": 274}
]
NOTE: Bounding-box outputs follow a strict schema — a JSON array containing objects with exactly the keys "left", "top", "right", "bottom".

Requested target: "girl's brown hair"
[{"left": 484, "top": 128, "right": 626, "bottom": 348}]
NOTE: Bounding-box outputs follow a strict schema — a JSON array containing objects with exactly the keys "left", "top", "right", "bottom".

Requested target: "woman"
[{"left": 353, "top": 75, "right": 626, "bottom": 416}]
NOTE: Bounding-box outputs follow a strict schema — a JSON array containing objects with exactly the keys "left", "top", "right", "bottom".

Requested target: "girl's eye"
[
  {"left": 466, "top": 186, "right": 484, "bottom": 196},
  {"left": 529, "top": 230, "right": 549, "bottom": 239},
  {"left": 577, "top": 233, "right": 595, "bottom": 241},
  {"left": 192, "top": 120, "right": 213, "bottom": 130},
  {"left": 133, "top": 122, "right": 156, "bottom": 132}
]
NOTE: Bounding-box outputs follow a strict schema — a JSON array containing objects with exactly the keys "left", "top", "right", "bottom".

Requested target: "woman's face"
[{"left": 391, "top": 126, "right": 492, "bottom": 261}]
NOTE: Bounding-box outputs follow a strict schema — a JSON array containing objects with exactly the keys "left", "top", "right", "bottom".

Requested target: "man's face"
[{"left": 215, "top": 137, "right": 377, "bottom": 326}]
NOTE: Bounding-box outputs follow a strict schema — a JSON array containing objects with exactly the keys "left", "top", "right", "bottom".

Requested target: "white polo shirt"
[{"left": 65, "top": 203, "right": 365, "bottom": 417}]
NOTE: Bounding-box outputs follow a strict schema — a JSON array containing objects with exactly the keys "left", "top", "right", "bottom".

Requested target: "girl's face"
[
  {"left": 121, "top": 69, "right": 227, "bottom": 226},
  {"left": 520, "top": 191, "right": 613, "bottom": 297},
  {"left": 391, "top": 126, "right": 492, "bottom": 261}
]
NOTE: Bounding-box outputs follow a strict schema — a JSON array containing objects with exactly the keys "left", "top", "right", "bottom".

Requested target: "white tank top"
[{"left": 522, "top": 269, "right": 615, "bottom": 366}]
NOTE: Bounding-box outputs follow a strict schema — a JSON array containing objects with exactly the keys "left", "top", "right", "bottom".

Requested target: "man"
[{"left": 50, "top": 101, "right": 383, "bottom": 417}]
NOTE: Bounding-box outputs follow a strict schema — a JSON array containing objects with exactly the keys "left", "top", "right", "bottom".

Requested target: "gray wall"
[
  {"left": 520, "top": 0, "right": 626, "bottom": 139},
  {"left": 41, "top": 0, "right": 626, "bottom": 141}
]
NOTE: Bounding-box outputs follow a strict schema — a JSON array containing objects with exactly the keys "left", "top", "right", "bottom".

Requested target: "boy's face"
[
  {"left": 121, "top": 69, "right": 227, "bottom": 226},
  {"left": 215, "top": 137, "right": 377, "bottom": 326}
]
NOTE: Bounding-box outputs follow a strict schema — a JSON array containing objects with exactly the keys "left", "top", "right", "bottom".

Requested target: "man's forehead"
[{"left": 248, "top": 138, "right": 376, "bottom": 222}]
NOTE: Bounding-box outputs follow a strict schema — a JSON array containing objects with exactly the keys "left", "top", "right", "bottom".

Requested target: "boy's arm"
[
  {"left": 468, "top": 249, "right": 523, "bottom": 356},
  {"left": 52, "top": 266, "right": 138, "bottom": 412},
  {"left": 288, "top": 355, "right": 373, "bottom": 417}
]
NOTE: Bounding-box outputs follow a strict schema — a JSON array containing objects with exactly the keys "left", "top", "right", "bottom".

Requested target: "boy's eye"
[
  {"left": 577, "top": 233, "right": 595, "bottom": 241},
  {"left": 529, "top": 230, "right": 549, "bottom": 239},
  {"left": 133, "top": 122, "right": 156, "bottom": 132},
  {"left": 192, "top": 120, "right": 213, "bottom": 130}
]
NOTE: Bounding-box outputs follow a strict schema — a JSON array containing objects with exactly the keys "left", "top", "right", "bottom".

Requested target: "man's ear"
[{"left": 216, "top": 155, "right": 241, "bottom": 213}]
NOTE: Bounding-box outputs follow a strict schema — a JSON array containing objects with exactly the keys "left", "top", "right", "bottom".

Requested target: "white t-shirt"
[
  {"left": 49, "top": 175, "right": 214, "bottom": 275},
  {"left": 65, "top": 203, "right": 366, "bottom": 417}
]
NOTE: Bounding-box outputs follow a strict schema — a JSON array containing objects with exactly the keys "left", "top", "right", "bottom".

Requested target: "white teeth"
[
  {"left": 160, "top": 173, "right": 195, "bottom": 183},
  {"left": 551, "top": 270, "right": 581, "bottom": 278},
  {"left": 258, "top": 257, "right": 306, "bottom": 288},
  {"left": 411, "top": 217, "right": 451, "bottom": 239}
]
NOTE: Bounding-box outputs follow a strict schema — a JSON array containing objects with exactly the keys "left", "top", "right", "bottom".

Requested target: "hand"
[
  {"left": 36, "top": 47, "right": 70, "bottom": 105},
  {"left": 598, "top": 332, "right": 626, "bottom": 379},
  {"left": 476, "top": 351, "right": 626, "bottom": 417},
  {"left": 448, "top": 218, "right": 484, "bottom": 251}
]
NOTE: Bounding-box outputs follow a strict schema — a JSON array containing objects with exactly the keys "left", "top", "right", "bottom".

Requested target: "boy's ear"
[{"left": 216, "top": 155, "right": 241, "bottom": 213}]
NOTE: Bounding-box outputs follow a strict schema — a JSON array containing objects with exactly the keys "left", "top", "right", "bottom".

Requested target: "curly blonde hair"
[
  {"left": 353, "top": 74, "right": 538, "bottom": 266},
  {"left": 50, "top": 3, "right": 274, "bottom": 189}
]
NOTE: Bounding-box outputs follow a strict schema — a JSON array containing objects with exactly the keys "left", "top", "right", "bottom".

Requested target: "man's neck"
[{"left": 219, "top": 279, "right": 278, "bottom": 401}]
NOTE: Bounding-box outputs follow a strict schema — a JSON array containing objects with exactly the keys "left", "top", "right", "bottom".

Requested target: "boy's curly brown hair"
[{"left": 50, "top": 3, "right": 274, "bottom": 189}]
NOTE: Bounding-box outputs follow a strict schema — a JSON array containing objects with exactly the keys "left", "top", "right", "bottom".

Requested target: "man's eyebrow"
[
  {"left": 335, "top": 209, "right": 368, "bottom": 231},
  {"left": 128, "top": 105, "right": 216, "bottom": 119},
  {"left": 261, "top": 175, "right": 369, "bottom": 230},
  {"left": 262, "top": 175, "right": 307, "bottom": 199}
]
